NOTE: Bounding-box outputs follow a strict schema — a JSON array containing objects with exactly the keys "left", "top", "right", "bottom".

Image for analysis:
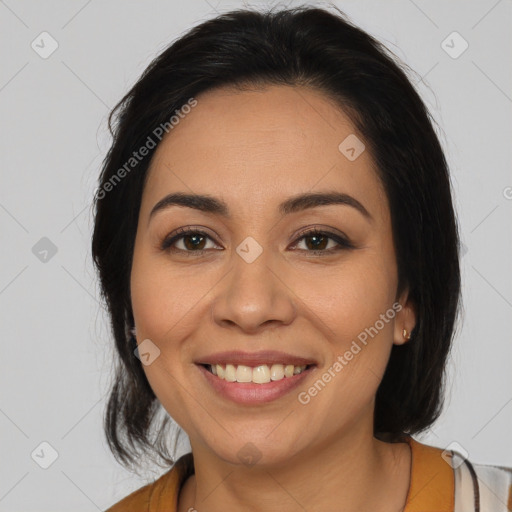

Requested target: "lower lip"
[{"left": 197, "top": 364, "right": 316, "bottom": 405}]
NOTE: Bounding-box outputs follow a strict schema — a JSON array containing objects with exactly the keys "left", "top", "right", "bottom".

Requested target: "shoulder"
[
  {"left": 404, "top": 435, "right": 512, "bottom": 512},
  {"left": 103, "top": 453, "right": 193, "bottom": 512},
  {"left": 452, "top": 452, "right": 512, "bottom": 512},
  {"left": 104, "top": 469, "right": 173, "bottom": 512}
]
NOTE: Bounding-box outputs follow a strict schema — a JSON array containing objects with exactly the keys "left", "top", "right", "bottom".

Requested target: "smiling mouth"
[{"left": 201, "top": 363, "right": 315, "bottom": 384}]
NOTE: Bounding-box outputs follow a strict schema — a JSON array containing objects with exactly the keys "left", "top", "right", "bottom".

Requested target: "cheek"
[
  {"left": 130, "top": 250, "right": 199, "bottom": 430},
  {"left": 130, "top": 266, "right": 170, "bottom": 341},
  {"left": 130, "top": 246, "right": 208, "bottom": 342},
  {"left": 303, "top": 256, "right": 396, "bottom": 341},
  {"left": 294, "top": 262, "right": 396, "bottom": 424},
  {"left": 298, "top": 252, "right": 397, "bottom": 404}
]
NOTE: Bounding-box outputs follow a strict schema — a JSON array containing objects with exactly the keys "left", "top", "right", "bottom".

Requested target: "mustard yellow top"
[{"left": 105, "top": 435, "right": 455, "bottom": 511}]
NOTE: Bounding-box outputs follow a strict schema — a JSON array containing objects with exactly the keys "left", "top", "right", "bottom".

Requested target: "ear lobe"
[{"left": 393, "top": 289, "right": 417, "bottom": 345}]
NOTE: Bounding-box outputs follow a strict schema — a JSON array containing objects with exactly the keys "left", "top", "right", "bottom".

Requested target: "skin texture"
[{"left": 130, "top": 84, "right": 417, "bottom": 512}]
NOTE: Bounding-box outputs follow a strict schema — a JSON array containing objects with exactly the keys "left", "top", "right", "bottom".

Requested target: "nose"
[{"left": 211, "top": 247, "right": 297, "bottom": 334}]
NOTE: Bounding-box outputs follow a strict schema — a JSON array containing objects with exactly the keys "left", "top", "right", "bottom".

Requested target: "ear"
[{"left": 393, "top": 287, "right": 417, "bottom": 346}]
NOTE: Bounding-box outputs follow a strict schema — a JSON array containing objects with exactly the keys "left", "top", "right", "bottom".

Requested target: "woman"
[{"left": 92, "top": 5, "right": 512, "bottom": 512}]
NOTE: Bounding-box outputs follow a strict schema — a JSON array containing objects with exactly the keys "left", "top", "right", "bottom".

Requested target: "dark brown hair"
[{"left": 91, "top": 4, "right": 462, "bottom": 471}]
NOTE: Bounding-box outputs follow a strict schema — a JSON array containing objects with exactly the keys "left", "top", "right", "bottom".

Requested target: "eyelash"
[{"left": 160, "top": 226, "right": 354, "bottom": 256}]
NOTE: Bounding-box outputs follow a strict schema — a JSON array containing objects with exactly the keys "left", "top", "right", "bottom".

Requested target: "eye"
[
  {"left": 160, "top": 227, "right": 221, "bottom": 255},
  {"left": 290, "top": 228, "right": 354, "bottom": 254},
  {"left": 160, "top": 226, "right": 354, "bottom": 256}
]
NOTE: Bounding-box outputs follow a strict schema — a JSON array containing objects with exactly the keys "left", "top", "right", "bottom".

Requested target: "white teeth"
[
  {"left": 207, "top": 363, "right": 309, "bottom": 383},
  {"left": 270, "top": 364, "right": 284, "bottom": 381},
  {"left": 225, "top": 364, "right": 236, "bottom": 382},
  {"left": 216, "top": 364, "right": 225, "bottom": 379},
  {"left": 235, "top": 365, "right": 252, "bottom": 383},
  {"left": 284, "top": 364, "right": 295, "bottom": 377},
  {"left": 253, "top": 365, "right": 271, "bottom": 384}
]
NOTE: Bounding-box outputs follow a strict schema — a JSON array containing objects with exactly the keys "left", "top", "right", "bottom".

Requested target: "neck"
[{"left": 178, "top": 422, "right": 411, "bottom": 512}]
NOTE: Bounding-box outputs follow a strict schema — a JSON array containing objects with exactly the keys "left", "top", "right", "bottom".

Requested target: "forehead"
[{"left": 143, "top": 84, "right": 388, "bottom": 221}]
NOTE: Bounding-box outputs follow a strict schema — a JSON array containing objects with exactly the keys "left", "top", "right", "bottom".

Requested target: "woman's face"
[{"left": 130, "top": 84, "right": 415, "bottom": 465}]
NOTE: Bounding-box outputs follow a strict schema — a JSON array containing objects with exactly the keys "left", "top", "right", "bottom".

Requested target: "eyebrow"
[{"left": 148, "top": 191, "right": 373, "bottom": 225}]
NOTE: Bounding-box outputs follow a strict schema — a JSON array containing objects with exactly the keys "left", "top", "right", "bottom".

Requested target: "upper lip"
[{"left": 195, "top": 350, "right": 317, "bottom": 367}]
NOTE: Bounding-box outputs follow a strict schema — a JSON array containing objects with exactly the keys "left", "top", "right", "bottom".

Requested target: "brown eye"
[
  {"left": 181, "top": 233, "right": 207, "bottom": 251},
  {"left": 292, "top": 229, "right": 354, "bottom": 253},
  {"left": 160, "top": 227, "right": 353, "bottom": 256},
  {"left": 161, "top": 228, "right": 221, "bottom": 254}
]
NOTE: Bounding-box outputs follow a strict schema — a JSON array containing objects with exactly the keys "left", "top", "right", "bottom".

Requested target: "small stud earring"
[{"left": 402, "top": 328, "right": 411, "bottom": 340}]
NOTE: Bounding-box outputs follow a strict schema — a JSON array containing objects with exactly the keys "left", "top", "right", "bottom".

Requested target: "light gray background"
[{"left": 1, "top": 0, "right": 511, "bottom": 510}]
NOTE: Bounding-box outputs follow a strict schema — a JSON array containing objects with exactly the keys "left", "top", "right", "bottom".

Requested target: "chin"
[{"left": 205, "top": 434, "right": 303, "bottom": 469}]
